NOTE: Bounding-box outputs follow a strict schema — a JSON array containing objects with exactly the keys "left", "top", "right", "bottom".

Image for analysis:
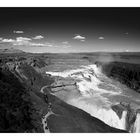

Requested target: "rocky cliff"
[
  {"left": 45, "top": 62, "right": 140, "bottom": 132},
  {"left": 0, "top": 53, "right": 126, "bottom": 133},
  {"left": 99, "top": 61, "right": 140, "bottom": 132},
  {"left": 101, "top": 62, "right": 140, "bottom": 93}
]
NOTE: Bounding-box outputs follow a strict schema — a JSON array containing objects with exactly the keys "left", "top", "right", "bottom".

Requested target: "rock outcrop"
[{"left": 101, "top": 62, "right": 140, "bottom": 93}]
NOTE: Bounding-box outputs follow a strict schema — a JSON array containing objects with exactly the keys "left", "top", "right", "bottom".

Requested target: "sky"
[{"left": 0, "top": 8, "right": 140, "bottom": 53}]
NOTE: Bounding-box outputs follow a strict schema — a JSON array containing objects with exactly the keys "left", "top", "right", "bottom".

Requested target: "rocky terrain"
[
  {"left": 0, "top": 50, "right": 140, "bottom": 133},
  {"left": 45, "top": 63, "right": 140, "bottom": 132},
  {"left": 0, "top": 50, "right": 128, "bottom": 133},
  {"left": 100, "top": 61, "right": 140, "bottom": 132},
  {"left": 43, "top": 53, "right": 140, "bottom": 132}
]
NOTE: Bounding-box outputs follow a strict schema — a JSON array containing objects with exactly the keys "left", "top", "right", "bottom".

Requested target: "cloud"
[
  {"left": 0, "top": 37, "right": 32, "bottom": 46},
  {"left": 13, "top": 30, "right": 24, "bottom": 34},
  {"left": 33, "top": 35, "right": 44, "bottom": 39},
  {"left": 16, "top": 37, "right": 31, "bottom": 42},
  {"left": 30, "top": 43, "right": 47, "bottom": 47},
  {"left": 0, "top": 38, "right": 3, "bottom": 40},
  {"left": 0, "top": 36, "right": 53, "bottom": 47},
  {"left": 2, "top": 39, "right": 15, "bottom": 43},
  {"left": 13, "top": 37, "right": 32, "bottom": 46},
  {"left": 98, "top": 36, "right": 104, "bottom": 40},
  {"left": 73, "top": 35, "right": 86, "bottom": 40},
  {"left": 14, "top": 38, "right": 53, "bottom": 47}
]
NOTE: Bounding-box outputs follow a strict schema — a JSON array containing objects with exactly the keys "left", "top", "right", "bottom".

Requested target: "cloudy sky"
[{"left": 0, "top": 8, "right": 140, "bottom": 53}]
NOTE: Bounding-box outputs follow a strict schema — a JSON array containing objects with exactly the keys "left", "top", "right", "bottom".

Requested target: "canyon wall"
[{"left": 46, "top": 63, "right": 140, "bottom": 132}]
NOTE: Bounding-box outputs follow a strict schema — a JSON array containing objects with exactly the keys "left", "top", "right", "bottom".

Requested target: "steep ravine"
[
  {"left": 45, "top": 64, "right": 140, "bottom": 132},
  {"left": 0, "top": 56, "right": 129, "bottom": 133},
  {"left": 40, "top": 85, "right": 126, "bottom": 133}
]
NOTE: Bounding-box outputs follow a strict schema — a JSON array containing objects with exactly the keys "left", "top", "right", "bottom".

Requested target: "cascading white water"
[
  {"left": 133, "top": 113, "right": 140, "bottom": 133},
  {"left": 45, "top": 64, "right": 137, "bottom": 131},
  {"left": 68, "top": 97, "right": 127, "bottom": 130},
  {"left": 120, "top": 111, "right": 127, "bottom": 130}
]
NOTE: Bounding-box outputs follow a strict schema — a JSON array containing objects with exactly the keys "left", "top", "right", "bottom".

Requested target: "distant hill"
[{"left": 0, "top": 48, "right": 25, "bottom": 54}]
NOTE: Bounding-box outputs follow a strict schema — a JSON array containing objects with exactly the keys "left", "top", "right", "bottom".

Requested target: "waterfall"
[
  {"left": 68, "top": 98, "right": 127, "bottom": 130},
  {"left": 133, "top": 113, "right": 140, "bottom": 133},
  {"left": 120, "top": 111, "right": 127, "bottom": 130},
  {"left": 45, "top": 64, "right": 138, "bottom": 131}
]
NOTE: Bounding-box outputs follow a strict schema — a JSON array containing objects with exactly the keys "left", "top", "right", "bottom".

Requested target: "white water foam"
[
  {"left": 68, "top": 97, "right": 127, "bottom": 129},
  {"left": 133, "top": 113, "right": 140, "bottom": 132},
  {"left": 45, "top": 64, "right": 129, "bottom": 130}
]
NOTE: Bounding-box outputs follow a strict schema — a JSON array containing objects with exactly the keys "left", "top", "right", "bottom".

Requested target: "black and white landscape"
[{"left": 0, "top": 8, "right": 140, "bottom": 133}]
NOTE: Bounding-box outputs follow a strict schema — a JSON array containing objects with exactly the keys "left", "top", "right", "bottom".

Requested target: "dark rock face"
[
  {"left": 0, "top": 69, "right": 35, "bottom": 132},
  {"left": 101, "top": 62, "right": 140, "bottom": 93},
  {"left": 0, "top": 55, "right": 54, "bottom": 132},
  {"left": 100, "top": 62, "right": 140, "bottom": 132},
  {"left": 112, "top": 102, "right": 136, "bottom": 132}
]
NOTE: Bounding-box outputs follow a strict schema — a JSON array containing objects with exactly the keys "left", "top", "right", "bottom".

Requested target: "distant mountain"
[{"left": 0, "top": 48, "right": 25, "bottom": 54}]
